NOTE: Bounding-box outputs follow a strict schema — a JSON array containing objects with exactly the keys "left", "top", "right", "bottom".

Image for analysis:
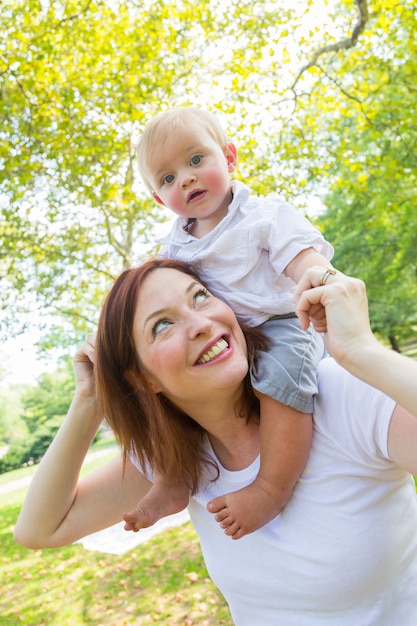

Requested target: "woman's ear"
[
  {"left": 124, "top": 368, "right": 137, "bottom": 389},
  {"left": 124, "top": 368, "right": 162, "bottom": 394},
  {"left": 146, "top": 377, "right": 162, "bottom": 394}
]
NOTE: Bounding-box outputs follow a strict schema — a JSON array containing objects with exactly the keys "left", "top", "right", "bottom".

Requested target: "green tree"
[
  {"left": 20, "top": 356, "right": 75, "bottom": 433},
  {"left": 0, "top": 384, "right": 26, "bottom": 442},
  {"left": 0, "top": 357, "right": 106, "bottom": 471},
  {"left": 2, "top": 0, "right": 415, "bottom": 354},
  {"left": 1, "top": 0, "right": 222, "bottom": 345},
  {"left": 265, "top": 0, "right": 417, "bottom": 347}
]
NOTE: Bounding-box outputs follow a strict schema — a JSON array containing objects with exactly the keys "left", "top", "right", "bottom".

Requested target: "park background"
[{"left": 1, "top": 0, "right": 416, "bottom": 623}]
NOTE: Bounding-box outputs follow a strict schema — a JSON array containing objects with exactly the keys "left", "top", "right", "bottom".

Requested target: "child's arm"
[{"left": 285, "top": 247, "right": 333, "bottom": 285}]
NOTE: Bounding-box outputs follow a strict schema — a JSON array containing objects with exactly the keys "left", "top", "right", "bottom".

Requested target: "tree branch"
[
  {"left": 291, "top": 0, "right": 369, "bottom": 92},
  {"left": 31, "top": 0, "right": 94, "bottom": 42},
  {"left": 317, "top": 65, "right": 373, "bottom": 123}
]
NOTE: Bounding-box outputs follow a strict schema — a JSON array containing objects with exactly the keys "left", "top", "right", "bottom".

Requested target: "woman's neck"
[
  {"left": 173, "top": 387, "right": 259, "bottom": 470},
  {"left": 206, "top": 413, "right": 260, "bottom": 472}
]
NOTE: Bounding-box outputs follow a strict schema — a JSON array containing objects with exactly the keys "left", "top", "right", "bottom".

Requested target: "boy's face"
[{"left": 145, "top": 124, "right": 237, "bottom": 227}]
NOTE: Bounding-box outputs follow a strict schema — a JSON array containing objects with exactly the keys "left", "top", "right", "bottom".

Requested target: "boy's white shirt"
[{"left": 157, "top": 181, "right": 334, "bottom": 325}]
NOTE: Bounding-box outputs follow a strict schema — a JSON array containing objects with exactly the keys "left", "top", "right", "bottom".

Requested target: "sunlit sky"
[{"left": 1, "top": 333, "right": 57, "bottom": 386}]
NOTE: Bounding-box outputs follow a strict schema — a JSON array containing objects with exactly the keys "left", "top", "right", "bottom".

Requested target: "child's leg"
[
  {"left": 207, "top": 393, "right": 312, "bottom": 539},
  {"left": 123, "top": 474, "right": 190, "bottom": 532}
]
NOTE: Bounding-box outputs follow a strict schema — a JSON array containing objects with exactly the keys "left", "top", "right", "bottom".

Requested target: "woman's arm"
[
  {"left": 14, "top": 335, "right": 152, "bottom": 549},
  {"left": 295, "top": 267, "right": 417, "bottom": 417}
]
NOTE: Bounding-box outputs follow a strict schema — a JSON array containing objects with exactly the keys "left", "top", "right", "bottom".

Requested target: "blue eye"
[
  {"left": 190, "top": 155, "right": 202, "bottom": 166},
  {"left": 152, "top": 318, "right": 171, "bottom": 336},
  {"left": 194, "top": 288, "right": 209, "bottom": 304},
  {"left": 162, "top": 174, "right": 175, "bottom": 185}
]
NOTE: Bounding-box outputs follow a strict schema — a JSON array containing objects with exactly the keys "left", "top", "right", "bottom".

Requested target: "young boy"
[{"left": 123, "top": 107, "right": 335, "bottom": 540}]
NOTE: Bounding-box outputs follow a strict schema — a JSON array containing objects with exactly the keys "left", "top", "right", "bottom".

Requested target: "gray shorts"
[{"left": 250, "top": 315, "right": 325, "bottom": 414}]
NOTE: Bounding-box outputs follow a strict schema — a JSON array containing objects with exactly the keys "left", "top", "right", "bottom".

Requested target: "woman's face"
[{"left": 132, "top": 268, "right": 249, "bottom": 410}]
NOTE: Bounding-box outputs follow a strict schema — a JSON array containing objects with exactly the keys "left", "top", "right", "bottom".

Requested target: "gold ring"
[{"left": 319, "top": 268, "right": 337, "bottom": 286}]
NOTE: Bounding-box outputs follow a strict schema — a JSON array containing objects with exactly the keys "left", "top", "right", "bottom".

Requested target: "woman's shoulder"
[
  {"left": 316, "top": 356, "right": 395, "bottom": 415},
  {"left": 314, "top": 357, "right": 396, "bottom": 462}
]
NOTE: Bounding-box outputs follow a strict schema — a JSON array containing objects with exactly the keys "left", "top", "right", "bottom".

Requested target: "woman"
[{"left": 14, "top": 260, "right": 417, "bottom": 625}]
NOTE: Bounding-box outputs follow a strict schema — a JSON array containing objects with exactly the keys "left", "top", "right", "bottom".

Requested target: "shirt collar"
[
  {"left": 157, "top": 180, "right": 250, "bottom": 244},
  {"left": 230, "top": 180, "right": 250, "bottom": 209}
]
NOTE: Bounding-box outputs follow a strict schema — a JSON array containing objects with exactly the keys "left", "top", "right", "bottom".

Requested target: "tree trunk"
[{"left": 388, "top": 334, "right": 401, "bottom": 353}]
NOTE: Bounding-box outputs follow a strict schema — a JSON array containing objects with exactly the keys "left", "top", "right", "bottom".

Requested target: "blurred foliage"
[
  {"left": 0, "top": 357, "right": 80, "bottom": 469},
  {"left": 273, "top": 0, "right": 417, "bottom": 347},
  {"left": 0, "top": 417, "right": 61, "bottom": 472},
  {"left": 1, "top": 0, "right": 416, "bottom": 355},
  {"left": 0, "top": 384, "right": 26, "bottom": 441},
  {"left": 20, "top": 355, "right": 74, "bottom": 433}
]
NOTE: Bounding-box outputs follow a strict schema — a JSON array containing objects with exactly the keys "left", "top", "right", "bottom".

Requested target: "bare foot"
[
  {"left": 207, "top": 476, "right": 288, "bottom": 539},
  {"left": 123, "top": 480, "right": 190, "bottom": 533}
]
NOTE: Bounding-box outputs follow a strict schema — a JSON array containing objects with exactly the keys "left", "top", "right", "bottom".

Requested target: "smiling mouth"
[{"left": 196, "top": 338, "right": 229, "bottom": 364}]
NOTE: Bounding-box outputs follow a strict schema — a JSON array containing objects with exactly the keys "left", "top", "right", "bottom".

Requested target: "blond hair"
[{"left": 137, "top": 107, "right": 229, "bottom": 193}]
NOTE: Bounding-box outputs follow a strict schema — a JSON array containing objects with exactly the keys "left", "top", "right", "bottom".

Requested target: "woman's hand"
[
  {"left": 73, "top": 332, "right": 97, "bottom": 398},
  {"left": 295, "top": 267, "right": 417, "bottom": 417},
  {"left": 294, "top": 267, "right": 375, "bottom": 368}
]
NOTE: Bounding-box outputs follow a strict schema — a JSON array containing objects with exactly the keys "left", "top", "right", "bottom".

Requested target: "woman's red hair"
[{"left": 95, "top": 258, "right": 267, "bottom": 493}]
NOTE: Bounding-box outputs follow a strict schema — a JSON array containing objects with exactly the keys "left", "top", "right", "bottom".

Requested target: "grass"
[
  {"left": 0, "top": 441, "right": 232, "bottom": 625},
  {"left": 0, "top": 437, "right": 118, "bottom": 487},
  {"left": 2, "top": 442, "right": 416, "bottom": 625}
]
